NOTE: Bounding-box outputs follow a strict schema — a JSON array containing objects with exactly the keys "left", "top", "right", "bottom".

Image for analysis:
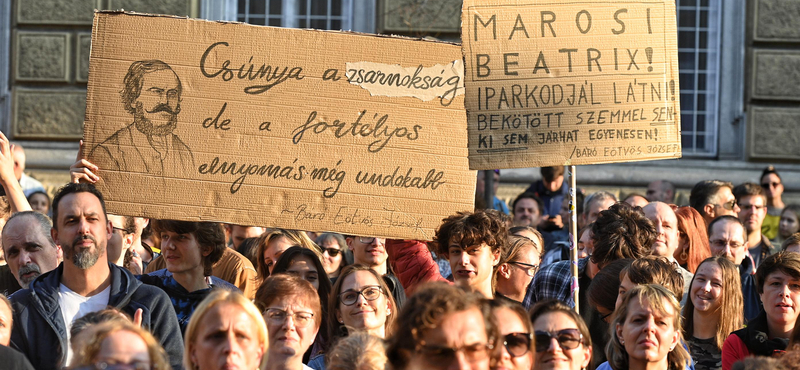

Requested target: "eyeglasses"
[
  {"left": 717, "top": 200, "right": 736, "bottom": 211},
  {"left": 112, "top": 226, "right": 127, "bottom": 234},
  {"left": 264, "top": 308, "right": 315, "bottom": 328},
  {"left": 322, "top": 247, "right": 341, "bottom": 257},
  {"left": 534, "top": 329, "right": 583, "bottom": 353},
  {"left": 358, "top": 237, "right": 385, "bottom": 245},
  {"left": 340, "top": 286, "right": 384, "bottom": 306},
  {"left": 710, "top": 239, "right": 744, "bottom": 250},
  {"left": 82, "top": 362, "right": 153, "bottom": 370},
  {"left": 509, "top": 261, "right": 539, "bottom": 277},
  {"left": 416, "top": 341, "right": 494, "bottom": 366},
  {"left": 738, "top": 203, "right": 765, "bottom": 211},
  {"left": 503, "top": 333, "right": 532, "bottom": 357},
  {"left": 762, "top": 182, "right": 781, "bottom": 189}
]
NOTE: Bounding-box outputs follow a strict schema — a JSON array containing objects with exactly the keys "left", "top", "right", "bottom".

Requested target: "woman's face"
[
  {"left": 762, "top": 173, "right": 783, "bottom": 200},
  {"left": 337, "top": 270, "right": 391, "bottom": 336},
  {"left": 96, "top": 330, "right": 151, "bottom": 370},
  {"left": 616, "top": 296, "right": 679, "bottom": 366},
  {"left": 0, "top": 301, "right": 10, "bottom": 346},
  {"left": 191, "top": 303, "right": 265, "bottom": 370},
  {"left": 780, "top": 211, "right": 799, "bottom": 239},
  {"left": 760, "top": 270, "right": 800, "bottom": 331},
  {"left": 533, "top": 311, "right": 591, "bottom": 370},
  {"left": 578, "top": 230, "right": 593, "bottom": 259},
  {"left": 503, "top": 245, "right": 540, "bottom": 294},
  {"left": 263, "top": 236, "right": 294, "bottom": 274},
  {"left": 321, "top": 239, "right": 344, "bottom": 276},
  {"left": 264, "top": 296, "right": 319, "bottom": 359},
  {"left": 494, "top": 307, "right": 533, "bottom": 370},
  {"left": 690, "top": 262, "right": 724, "bottom": 314},
  {"left": 286, "top": 255, "right": 320, "bottom": 291},
  {"left": 29, "top": 193, "right": 49, "bottom": 214}
]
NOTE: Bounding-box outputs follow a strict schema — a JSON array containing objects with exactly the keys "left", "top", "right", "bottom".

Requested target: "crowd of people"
[{"left": 1, "top": 133, "right": 800, "bottom": 370}]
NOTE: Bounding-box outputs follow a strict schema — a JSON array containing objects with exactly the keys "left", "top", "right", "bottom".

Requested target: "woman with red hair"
[{"left": 674, "top": 206, "right": 712, "bottom": 273}]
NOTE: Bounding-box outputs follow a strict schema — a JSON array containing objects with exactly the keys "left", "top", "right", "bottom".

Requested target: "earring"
[
  {"left": 679, "top": 247, "right": 688, "bottom": 261},
  {"left": 619, "top": 339, "right": 624, "bottom": 345}
]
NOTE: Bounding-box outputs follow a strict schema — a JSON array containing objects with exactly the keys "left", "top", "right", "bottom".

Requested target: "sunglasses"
[
  {"left": 718, "top": 200, "right": 736, "bottom": 211},
  {"left": 534, "top": 329, "right": 583, "bottom": 352},
  {"left": 503, "top": 333, "right": 532, "bottom": 357},
  {"left": 322, "top": 247, "right": 341, "bottom": 257},
  {"left": 762, "top": 182, "right": 781, "bottom": 189}
]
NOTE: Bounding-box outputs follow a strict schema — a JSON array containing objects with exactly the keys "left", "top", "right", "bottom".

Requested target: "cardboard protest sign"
[
  {"left": 84, "top": 11, "right": 473, "bottom": 240},
  {"left": 462, "top": 0, "right": 682, "bottom": 169}
]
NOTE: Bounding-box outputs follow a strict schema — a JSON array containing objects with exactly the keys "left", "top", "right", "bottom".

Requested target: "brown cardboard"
[
  {"left": 84, "top": 11, "right": 473, "bottom": 240},
  {"left": 462, "top": 0, "right": 682, "bottom": 169}
]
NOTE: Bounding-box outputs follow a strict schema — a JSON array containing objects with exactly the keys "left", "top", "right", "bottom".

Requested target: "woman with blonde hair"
[
  {"left": 674, "top": 206, "right": 712, "bottom": 273},
  {"left": 257, "top": 228, "right": 322, "bottom": 280},
  {"left": 529, "top": 299, "right": 593, "bottom": 370},
  {"left": 682, "top": 257, "right": 744, "bottom": 370},
  {"left": 184, "top": 290, "right": 269, "bottom": 370},
  {"left": 602, "top": 284, "right": 691, "bottom": 370},
  {"left": 70, "top": 320, "right": 170, "bottom": 370},
  {"left": 495, "top": 235, "right": 543, "bottom": 304}
]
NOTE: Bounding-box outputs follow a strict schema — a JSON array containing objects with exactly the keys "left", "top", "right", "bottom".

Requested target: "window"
[
  {"left": 677, "top": 0, "right": 721, "bottom": 157},
  {"left": 237, "top": 0, "right": 352, "bottom": 30}
]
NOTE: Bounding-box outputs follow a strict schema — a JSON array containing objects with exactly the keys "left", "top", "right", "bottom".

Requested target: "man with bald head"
[
  {"left": 1, "top": 211, "right": 61, "bottom": 292},
  {"left": 646, "top": 180, "right": 675, "bottom": 203},
  {"left": 11, "top": 145, "right": 45, "bottom": 197},
  {"left": 708, "top": 215, "right": 760, "bottom": 321},
  {"left": 643, "top": 202, "right": 693, "bottom": 302}
]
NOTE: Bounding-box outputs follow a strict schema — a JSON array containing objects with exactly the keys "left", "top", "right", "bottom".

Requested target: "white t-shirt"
[{"left": 58, "top": 283, "right": 111, "bottom": 365}]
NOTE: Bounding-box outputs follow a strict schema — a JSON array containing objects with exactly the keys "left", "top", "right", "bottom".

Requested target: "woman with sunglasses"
[
  {"left": 529, "top": 299, "right": 592, "bottom": 370},
  {"left": 761, "top": 166, "right": 785, "bottom": 240},
  {"left": 495, "top": 235, "right": 543, "bottom": 304},
  {"left": 490, "top": 298, "right": 534, "bottom": 370},
  {"left": 604, "top": 284, "right": 691, "bottom": 370},
  {"left": 316, "top": 233, "right": 350, "bottom": 282}
]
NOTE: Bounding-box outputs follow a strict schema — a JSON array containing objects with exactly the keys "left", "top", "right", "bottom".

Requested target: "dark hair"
[
  {"left": 756, "top": 252, "right": 800, "bottom": 295},
  {"left": 529, "top": 299, "right": 592, "bottom": 349},
  {"left": 386, "top": 282, "right": 497, "bottom": 370},
  {"left": 432, "top": 209, "right": 508, "bottom": 256},
  {"left": 733, "top": 182, "right": 765, "bottom": 201},
  {"left": 783, "top": 233, "right": 800, "bottom": 251},
  {"left": 590, "top": 202, "right": 655, "bottom": 268},
  {"left": 272, "top": 246, "right": 332, "bottom": 346},
  {"left": 587, "top": 258, "right": 633, "bottom": 313},
  {"left": 707, "top": 215, "right": 744, "bottom": 238},
  {"left": 328, "top": 265, "right": 397, "bottom": 348},
  {"left": 254, "top": 274, "right": 322, "bottom": 329},
  {"left": 512, "top": 192, "right": 544, "bottom": 215},
  {"left": 121, "top": 60, "right": 182, "bottom": 114},
  {"left": 488, "top": 298, "right": 533, "bottom": 351},
  {"left": 690, "top": 180, "right": 733, "bottom": 217},
  {"left": 761, "top": 165, "right": 782, "bottom": 183},
  {"left": 26, "top": 191, "right": 51, "bottom": 209},
  {"left": 52, "top": 183, "right": 107, "bottom": 229},
  {"left": 540, "top": 166, "right": 564, "bottom": 182},
  {"left": 151, "top": 220, "right": 226, "bottom": 276},
  {"left": 621, "top": 256, "right": 685, "bottom": 300},
  {"left": 237, "top": 237, "right": 261, "bottom": 267}
]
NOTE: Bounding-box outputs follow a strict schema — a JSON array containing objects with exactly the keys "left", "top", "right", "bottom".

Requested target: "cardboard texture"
[
  {"left": 84, "top": 12, "right": 473, "bottom": 240},
  {"left": 462, "top": 0, "right": 682, "bottom": 169}
]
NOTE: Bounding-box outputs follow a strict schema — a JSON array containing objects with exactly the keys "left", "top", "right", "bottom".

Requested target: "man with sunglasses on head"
[
  {"left": 690, "top": 180, "right": 740, "bottom": 226},
  {"left": 733, "top": 183, "right": 774, "bottom": 268},
  {"left": 345, "top": 235, "right": 406, "bottom": 308}
]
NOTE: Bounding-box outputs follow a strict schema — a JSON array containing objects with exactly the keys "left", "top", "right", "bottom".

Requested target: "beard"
[
  {"left": 17, "top": 263, "right": 41, "bottom": 289},
  {"left": 65, "top": 235, "right": 104, "bottom": 269},
  {"left": 134, "top": 101, "right": 179, "bottom": 136}
]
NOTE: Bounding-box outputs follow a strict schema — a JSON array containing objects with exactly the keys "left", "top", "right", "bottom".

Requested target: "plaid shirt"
[{"left": 523, "top": 257, "right": 589, "bottom": 309}]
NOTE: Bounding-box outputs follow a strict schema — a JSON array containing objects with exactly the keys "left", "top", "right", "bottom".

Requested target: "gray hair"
[
  {"left": 583, "top": 191, "right": 618, "bottom": 216},
  {"left": 2, "top": 211, "right": 55, "bottom": 249},
  {"left": 316, "top": 232, "right": 348, "bottom": 252}
]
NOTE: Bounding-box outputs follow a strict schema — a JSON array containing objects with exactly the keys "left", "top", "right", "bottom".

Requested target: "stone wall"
[
  {"left": 746, "top": 0, "right": 800, "bottom": 161},
  {"left": 8, "top": 0, "right": 198, "bottom": 191}
]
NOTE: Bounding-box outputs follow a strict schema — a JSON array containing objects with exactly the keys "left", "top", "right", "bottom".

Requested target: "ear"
[
  {"left": 106, "top": 220, "right": 113, "bottom": 239},
  {"left": 615, "top": 323, "right": 624, "bottom": 344},
  {"left": 345, "top": 237, "right": 354, "bottom": 249},
  {"left": 703, "top": 204, "right": 716, "bottom": 219},
  {"left": 491, "top": 248, "right": 501, "bottom": 267},
  {"left": 582, "top": 343, "right": 593, "bottom": 368},
  {"left": 335, "top": 309, "right": 343, "bottom": 324},
  {"left": 123, "top": 233, "right": 135, "bottom": 250},
  {"left": 50, "top": 227, "right": 58, "bottom": 247},
  {"left": 55, "top": 244, "right": 63, "bottom": 261},
  {"left": 498, "top": 263, "right": 512, "bottom": 279},
  {"left": 386, "top": 299, "right": 392, "bottom": 316},
  {"left": 201, "top": 245, "right": 213, "bottom": 258}
]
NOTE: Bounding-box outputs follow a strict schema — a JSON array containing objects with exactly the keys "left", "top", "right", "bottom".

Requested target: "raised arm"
[
  {"left": 386, "top": 239, "right": 448, "bottom": 296},
  {"left": 70, "top": 140, "right": 100, "bottom": 184},
  {"left": 0, "top": 132, "right": 31, "bottom": 213}
]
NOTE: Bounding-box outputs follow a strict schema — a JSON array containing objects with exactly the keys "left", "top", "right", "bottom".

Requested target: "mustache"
[
  {"left": 72, "top": 234, "right": 97, "bottom": 247},
  {"left": 145, "top": 103, "right": 180, "bottom": 115},
  {"left": 18, "top": 263, "right": 41, "bottom": 277}
]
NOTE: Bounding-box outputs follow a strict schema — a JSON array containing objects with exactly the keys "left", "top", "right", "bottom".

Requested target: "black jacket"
[{"left": 9, "top": 263, "right": 184, "bottom": 370}]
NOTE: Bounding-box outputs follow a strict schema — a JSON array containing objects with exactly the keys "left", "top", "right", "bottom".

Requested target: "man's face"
[
  {"left": 646, "top": 181, "right": 669, "bottom": 202},
  {"left": 134, "top": 69, "right": 181, "bottom": 136},
  {"left": 644, "top": 202, "right": 680, "bottom": 258},
  {"left": 513, "top": 198, "right": 540, "bottom": 227},
  {"left": 230, "top": 225, "right": 264, "bottom": 250},
  {"left": 2, "top": 215, "right": 61, "bottom": 288},
  {"left": 52, "top": 192, "right": 112, "bottom": 270},
  {"left": 738, "top": 195, "right": 767, "bottom": 234},
  {"left": 106, "top": 215, "right": 133, "bottom": 265},
  {"left": 347, "top": 237, "right": 388, "bottom": 269},
  {"left": 448, "top": 242, "right": 501, "bottom": 292},
  {"left": 584, "top": 198, "right": 615, "bottom": 225},
  {"left": 708, "top": 187, "right": 739, "bottom": 219},
  {"left": 544, "top": 174, "right": 564, "bottom": 192},
  {"left": 407, "top": 307, "right": 491, "bottom": 370},
  {"left": 709, "top": 220, "right": 747, "bottom": 265},
  {"left": 475, "top": 171, "right": 500, "bottom": 196}
]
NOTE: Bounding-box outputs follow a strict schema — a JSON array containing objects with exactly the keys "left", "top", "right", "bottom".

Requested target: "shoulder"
[
  {"left": 307, "top": 354, "right": 326, "bottom": 370},
  {"left": 0, "top": 346, "right": 34, "bottom": 370},
  {"left": 596, "top": 361, "right": 612, "bottom": 370},
  {"left": 210, "top": 277, "right": 240, "bottom": 292}
]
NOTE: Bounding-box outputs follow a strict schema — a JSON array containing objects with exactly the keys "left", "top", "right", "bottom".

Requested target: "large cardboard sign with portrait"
[
  {"left": 84, "top": 12, "right": 473, "bottom": 240},
  {"left": 461, "top": 0, "right": 683, "bottom": 169}
]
